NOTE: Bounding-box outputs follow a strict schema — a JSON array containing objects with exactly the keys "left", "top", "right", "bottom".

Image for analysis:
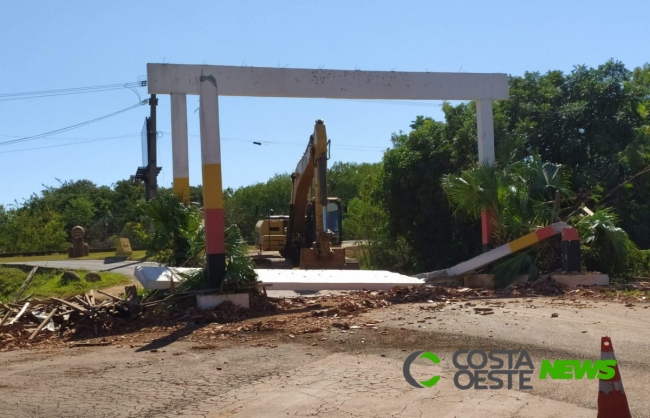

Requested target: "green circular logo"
[{"left": 403, "top": 351, "right": 441, "bottom": 388}]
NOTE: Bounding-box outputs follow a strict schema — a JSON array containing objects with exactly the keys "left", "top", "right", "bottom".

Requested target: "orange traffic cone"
[{"left": 597, "top": 336, "right": 631, "bottom": 418}]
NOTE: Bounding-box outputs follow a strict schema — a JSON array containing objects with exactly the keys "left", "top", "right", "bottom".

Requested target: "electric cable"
[
  {"left": 0, "top": 135, "right": 139, "bottom": 154},
  {"left": 0, "top": 133, "right": 141, "bottom": 141},
  {"left": 0, "top": 81, "right": 147, "bottom": 102},
  {"left": 161, "top": 132, "right": 386, "bottom": 150},
  {"left": 0, "top": 101, "right": 147, "bottom": 147}
]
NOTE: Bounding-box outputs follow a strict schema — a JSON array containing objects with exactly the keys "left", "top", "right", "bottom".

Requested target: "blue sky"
[{"left": 1, "top": 0, "right": 648, "bottom": 206}]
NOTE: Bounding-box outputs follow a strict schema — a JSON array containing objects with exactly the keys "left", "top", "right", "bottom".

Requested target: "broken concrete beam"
[{"left": 548, "top": 274, "right": 609, "bottom": 287}]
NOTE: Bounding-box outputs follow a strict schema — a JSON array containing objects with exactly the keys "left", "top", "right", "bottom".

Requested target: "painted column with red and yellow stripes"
[
  {"left": 199, "top": 74, "right": 226, "bottom": 286},
  {"left": 170, "top": 93, "right": 190, "bottom": 204},
  {"left": 476, "top": 99, "right": 496, "bottom": 251},
  {"left": 481, "top": 210, "right": 495, "bottom": 252}
]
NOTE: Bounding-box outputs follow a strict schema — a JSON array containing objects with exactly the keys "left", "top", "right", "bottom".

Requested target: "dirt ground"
[{"left": 0, "top": 289, "right": 649, "bottom": 418}]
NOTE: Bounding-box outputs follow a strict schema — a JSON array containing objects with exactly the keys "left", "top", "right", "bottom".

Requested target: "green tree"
[
  {"left": 0, "top": 207, "right": 67, "bottom": 252},
  {"left": 140, "top": 194, "right": 203, "bottom": 267},
  {"left": 328, "top": 162, "right": 382, "bottom": 205},
  {"left": 377, "top": 116, "right": 481, "bottom": 273},
  {"left": 444, "top": 157, "right": 646, "bottom": 284},
  {"left": 495, "top": 60, "right": 650, "bottom": 247},
  {"left": 224, "top": 174, "right": 292, "bottom": 241},
  {"left": 62, "top": 197, "right": 96, "bottom": 230}
]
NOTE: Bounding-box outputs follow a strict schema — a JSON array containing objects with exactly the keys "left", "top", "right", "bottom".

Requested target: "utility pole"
[
  {"left": 134, "top": 95, "right": 161, "bottom": 201},
  {"left": 145, "top": 94, "right": 158, "bottom": 200}
]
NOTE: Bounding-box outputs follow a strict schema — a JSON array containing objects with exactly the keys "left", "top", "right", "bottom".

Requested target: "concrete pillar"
[
  {"left": 561, "top": 228, "right": 581, "bottom": 272},
  {"left": 170, "top": 93, "right": 190, "bottom": 204},
  {"left": 199, "top": 74, "right": 226, "bottom": 287},
  {"left": 476, "top": 99, "right": 496, "bottom": 251},
  {"left": 476, "top": 99, "right": 495, "bottom": 166}
]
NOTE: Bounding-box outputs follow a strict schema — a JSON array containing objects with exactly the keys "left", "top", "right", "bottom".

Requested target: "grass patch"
[
  {"left": 0, "top": 250, "right": 149, "bottom": 263},
  {"left": 0, "top": 266, "right": 132, "bottom": 303}
]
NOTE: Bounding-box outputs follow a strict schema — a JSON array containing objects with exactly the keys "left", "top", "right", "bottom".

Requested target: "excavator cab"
[
  {"left": 297, "top": 197, "right": 346, "bottom": 269},
  {"left": 326, "top": 199, "right": 342, "bottom": 245},
  {"left": 302, "top": 198, "right": 343, "bottom": 248}
]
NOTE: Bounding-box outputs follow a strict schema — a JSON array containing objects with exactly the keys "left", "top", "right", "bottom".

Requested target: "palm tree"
[
  {"left": 574, "top": 208, "right": 641, "bottom": 278},
  {"left": 442, "top": 156, "right": 573, "bottom": 247},
  {"left": 442, "top": 156, "right": 643, "bottom": 286},
  {"left": 140, "top": 194, "right": 202, "bottom": 267},
  {"left": 140, "top": 194, "right": 257, "bottom": 292}
]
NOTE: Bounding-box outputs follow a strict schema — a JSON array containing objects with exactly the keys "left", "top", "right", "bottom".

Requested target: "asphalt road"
[
  {"left": 2, "top": 296, "right": 648, "bottom": 417},
  {"left": 1, "top": 259, "right": 159, "bottom": 277}
]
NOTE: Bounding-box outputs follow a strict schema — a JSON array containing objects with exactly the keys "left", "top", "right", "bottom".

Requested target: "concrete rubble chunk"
[
  {"left": 61, "top": 271, "right": 81, "bottom": 284},
  {"left": 85, "top": 271, "right": 101, "bottom": 282}
]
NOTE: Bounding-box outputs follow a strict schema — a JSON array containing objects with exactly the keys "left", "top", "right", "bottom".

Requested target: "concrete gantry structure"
[{"left": 146, "top": 64, "right": 509, "bottom": 285}]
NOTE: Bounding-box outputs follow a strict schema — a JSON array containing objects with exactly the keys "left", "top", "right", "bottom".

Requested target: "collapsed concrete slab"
[
  {"left": 134, "top": 266, "right": 200, "bottom": 290},
  {"left": 256, "top": 269, "right": 423, "bottom": 291},
  {"left": 134, "top": 266, "right": 423, "bottom": 291}
]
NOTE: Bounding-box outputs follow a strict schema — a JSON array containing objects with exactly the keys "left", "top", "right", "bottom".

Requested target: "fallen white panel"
[
  {"left": 197, "top": 293, "right": 250, "bottom": 310},
  {"left": 134, "top": 266, "right": 199, "bottom": 290},
  {"left": 256, "top": 269, "right": 424, "bottom": 291},
  {"left": 135, "top": 266, "right": 423, "bottom": 291}
]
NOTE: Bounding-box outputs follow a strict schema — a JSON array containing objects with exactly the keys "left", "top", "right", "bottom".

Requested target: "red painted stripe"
[
  {"left": 562, "top": 227, "right": 580, "bottom": 241},
  {"left": 535, "top": 226, "right": 556, "bottom": 241},
  {"left": 481, "top": 210, "right": 494, "bottom": 245},
  {"left": 205, "top": 208, "right": 225, "bottom": 254}
]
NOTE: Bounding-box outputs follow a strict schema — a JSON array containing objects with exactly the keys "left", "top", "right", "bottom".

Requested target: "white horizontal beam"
[{"left": 147, "top": 64, "right": 509, "bottom": 101}]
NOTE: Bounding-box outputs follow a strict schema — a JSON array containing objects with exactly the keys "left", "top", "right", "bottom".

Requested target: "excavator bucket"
[{"left": 300, "top": 247, "right": 346, "bottom": 269}]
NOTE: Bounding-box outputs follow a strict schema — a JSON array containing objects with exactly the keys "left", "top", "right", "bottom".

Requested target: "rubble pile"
[
  {"left": 564, "top": 284, "right": 650, "bottom": 305},
  {"left": 2, "top": 268, "right": 647, "bottom": 353},
  {"left": 0, "top": 281, "right": 211, "bottom": 352},
  {"left": 500, "top": 276, "right": 565, "bottom": 296},
  {"left": 383, "top": 285, "right": 493, "bottom": 302},
  {"left": 0, "top": 288, "right": 139, "bottom": 352}
]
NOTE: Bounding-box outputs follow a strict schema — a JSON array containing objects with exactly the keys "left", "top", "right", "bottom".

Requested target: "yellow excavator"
[{"left": 254, "top": 119, "right": 358, "bottom": 269}]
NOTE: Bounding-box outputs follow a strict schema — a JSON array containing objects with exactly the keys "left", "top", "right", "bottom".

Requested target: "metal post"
[{"left": 146, "top": 94, "right": 159, "bottom": 200}]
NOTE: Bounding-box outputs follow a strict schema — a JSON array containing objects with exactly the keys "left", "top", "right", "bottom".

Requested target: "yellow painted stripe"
[
  {"left": 202, "top": 163, "right": 223, "bottom": 209},
  {"left": 508, "top": 232, "right": 539, "bottom": 253},
  {"left": 173, "top": 177, "right": 190, "bottom": 204}
]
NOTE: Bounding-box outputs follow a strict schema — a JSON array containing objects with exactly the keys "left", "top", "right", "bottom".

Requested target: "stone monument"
[{"left": 68, "top": 226, "right": 89, "bottom": 258}]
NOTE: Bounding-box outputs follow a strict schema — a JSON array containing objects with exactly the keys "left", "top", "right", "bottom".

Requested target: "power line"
[
  {"left": 0, "top": 133, "right": 141, "bottom": 141},
  {"left": 0, "top": 129, "right": 386, "bottom": 156},
  {"left": 0, "top": 81, "right": 147, "bottom": 102},
  {"left": 0, "top": 135, "right": 139, "bottom": 154},
  {"left": 0, "top": 101, "right": 147, "bottom": 147},
  {"left": 162, "top": 132, "right": 386, "bottom": 150}
]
